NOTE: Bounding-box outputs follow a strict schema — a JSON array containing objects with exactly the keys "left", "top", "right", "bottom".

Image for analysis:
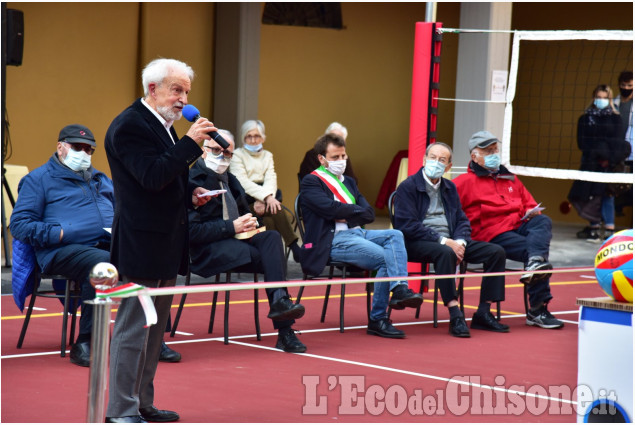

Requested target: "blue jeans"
[
  {"left": 490, "top": 215, "right": 553, "bottom": 308},
  {"left": 591, "top": 195, "right": 615, "bottom": 227},
  {"left": 330, "top": 228, "right": 408, "bottom": 321}
]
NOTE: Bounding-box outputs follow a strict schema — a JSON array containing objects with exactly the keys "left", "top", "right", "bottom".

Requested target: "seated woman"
[{"left": 230, "top": 120, "right": 301, "bottom": 261}]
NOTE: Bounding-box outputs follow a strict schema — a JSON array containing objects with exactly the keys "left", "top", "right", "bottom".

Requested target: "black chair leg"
[
  {"left": 61, "top": 280, "right": 71, "bottom": 357},
  {"left": 223, "top": 291, "right": 230, "bottom": 345},
  {"left": 171, "top": 293, "right": 188, "bottom": 337},
  {"left": 209, "top": 291, "right": 218, "bottom": 334},
  {"left": 296, "top": 286, "right": 305, "bottom": 304},
  {"left": 414, "top": 278, "right": 427, "bottom": 319},
  {"left": 433, "top": 284, "right": 439, "bottom": 328},
  {"left": 366, "top": 282, "right": 372, "bottom": 321},
  {"left": 208, "top": 274, "right": 222, "bottom": 334},
  {"left": 320, "top": 285, "right": 332, "bottom": 323},
  {"left": 17, "top": 279, "right": 39, "bottom": 349},
  {"left": 254, "top": 286, "right": 261, "bottom": 341},
  {"left": 339, "top": 280, "right": 346, "bottom": 333},
  {"left": 523, "top": 285, "right": 529, "bottom": 315},
  {"left": 496, "top": 302, "right": 501, "bottom": 321}
]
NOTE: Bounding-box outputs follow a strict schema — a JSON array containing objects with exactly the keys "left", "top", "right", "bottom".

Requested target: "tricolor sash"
[{"left": 311, "top": 166, "right": 356, "bottom": 204}]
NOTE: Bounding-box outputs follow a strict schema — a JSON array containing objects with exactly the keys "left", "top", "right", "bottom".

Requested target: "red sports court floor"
[{"left": 1, "top": 269, "right": 609, "bottom": 422}]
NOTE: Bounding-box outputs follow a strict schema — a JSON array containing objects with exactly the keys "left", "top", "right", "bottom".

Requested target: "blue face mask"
[
  {"left": 64, "top": 149, "right": 91, "bottom": 171},
  {"left": 483, "top": 153, "right": 501, "bottom": 170},
  {"left": 594, "top": 98, "right": 609, "bottom": 109},
  {"left": 423, "top": 159, "right": 446, "bottom": 179},
  {"left": 244, "top": 143, "right": 262, "bottom": 153}
]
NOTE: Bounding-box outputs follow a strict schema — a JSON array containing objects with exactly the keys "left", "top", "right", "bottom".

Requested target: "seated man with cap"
[
  {"left": 10, "top": 124, "right": 184, "bottom": 366},
  {"left": 453, "top": 130, "right": 564, "bottom": 329},
  {"left": 10, "top": 124, "right": 114, "bottom": 366}
]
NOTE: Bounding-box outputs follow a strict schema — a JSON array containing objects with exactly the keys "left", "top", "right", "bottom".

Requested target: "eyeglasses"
[
  {"left": 63, "top": 141, "right": 95, "bottom": 155},
  {"left": 204, "top": 145, "right": 233, "bottom": 159},
  {"left": 245, "top": 134, "right": 262, "bottom": 141}
]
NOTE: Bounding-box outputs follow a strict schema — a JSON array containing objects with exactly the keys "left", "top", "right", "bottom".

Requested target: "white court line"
[
  {"left": 1, "top": 311, "right": 579, "bottom": 360},
  {"left": 228, "top": 340, "right": 577, "bottom": 406}
]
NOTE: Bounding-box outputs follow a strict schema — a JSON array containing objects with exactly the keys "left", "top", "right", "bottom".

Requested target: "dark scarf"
[
  {"left": 585, "top": 106, "right": 615, "bottom": 117},
  {"left": 215, "top": 172, "right": 240, "bottom": 221}
]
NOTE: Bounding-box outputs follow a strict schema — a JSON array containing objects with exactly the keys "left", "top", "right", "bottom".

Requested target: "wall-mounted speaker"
[{"left": 6, "top": 9, "right": 24, "bottom": 66}]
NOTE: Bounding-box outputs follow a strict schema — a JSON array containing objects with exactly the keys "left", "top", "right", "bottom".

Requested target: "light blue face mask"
[
  {"left": 594, "top": 98, "right": 609, "bottom": 109},
  {"left": 64, "top": 149, "right": 91, "bottom": 171},
  {"left": 423, "top": 159, "right": 446, "bottom": 179},
  {"left": 483, "top": 153, "right": 501, "bottom": 170},
  {"left": 244, "top": 143, "right": 262, "bottom": 153}
]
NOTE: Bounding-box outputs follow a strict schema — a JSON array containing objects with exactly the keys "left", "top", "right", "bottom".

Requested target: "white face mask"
[
  {"left": 326, "top": 159, "right": 347, "bottom": 177},
  {"left": 64, "top": 149, "right": 91, "bottom": 171},
  {"left": 204, "top": 152, "right": 231, "bottom": 174}
]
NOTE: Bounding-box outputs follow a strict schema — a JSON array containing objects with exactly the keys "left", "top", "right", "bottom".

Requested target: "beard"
[{"left": 157, "top": 102, "right": 183, "bottom": 122}]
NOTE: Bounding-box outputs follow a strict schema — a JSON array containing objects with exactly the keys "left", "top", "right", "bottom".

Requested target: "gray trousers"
[{"left": 106, "top": 276, "right": 175, "bottom": 418}]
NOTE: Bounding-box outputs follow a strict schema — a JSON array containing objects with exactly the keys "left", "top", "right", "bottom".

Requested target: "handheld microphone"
[{"left": 182, "top": 104, "right": 229, "bottom": 149}]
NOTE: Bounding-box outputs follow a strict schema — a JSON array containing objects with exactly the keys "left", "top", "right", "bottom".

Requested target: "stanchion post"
[{"left": 85, "top": 263, "right": 119, "bottom": 423}]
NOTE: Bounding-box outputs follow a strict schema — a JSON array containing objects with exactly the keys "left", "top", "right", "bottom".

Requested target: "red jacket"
[{"left": 453, "top": 162, "right": 538, "bottom": 242}]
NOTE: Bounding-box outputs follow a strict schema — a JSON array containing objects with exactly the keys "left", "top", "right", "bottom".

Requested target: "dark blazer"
[
  {"left": 105, "top": 98, "right": 202, "bottom": 279},
  {"left": 298, "top": 172, "right": 374, "bottom": 276},
  {"left": 188, "top": 159, "right": 256, "bottom": 277},
  {"left": 393, "top": 167, "right": 472, "bottom": 243}
]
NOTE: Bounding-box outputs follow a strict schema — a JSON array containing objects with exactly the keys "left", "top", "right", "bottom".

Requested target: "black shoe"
[
  {"left": 520, "top": 258, "right": 552, "bottom": 285},
  {"left": 526, "top": 305, "right": 564, "bottom": 329},
  {"left": 367, "top": 318, "right": 406, "bottom": 339},
  {"left": 106, "top": 416, "right": 146, "bottom": 423},
  {"left": 449, "top": 316, "right": 470, "bottom": 338},
  {"left": 289, "top": 242, "right": 301, "bottom": 263},
  {"left": 471, "top": 311, "right": 510, "bottom": 333},
  {"left": 276, "top": 328, "right": 307, "bottom": 353},
  {"left": 576, "top": 226, "right": 599, "bottom": 239},
  {"left": 267, "top": 296, "right": 305, "bottom": 320},
  {"left": 389, "top": 285, "right": 424, "bottom": 310},
  {"left": 159, "top": 341, "right": 181, "bottom": 363},
  {"left": 70, "top": 340, "right": 90, "bottom": 367},
  {"left": 139, "top": 406, "right": 179, "bottom": 423}
]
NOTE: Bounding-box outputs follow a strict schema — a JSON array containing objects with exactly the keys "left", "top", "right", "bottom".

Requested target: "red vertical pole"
[{"left": 406, "top": 22, "right": 443, "bottom": 292}]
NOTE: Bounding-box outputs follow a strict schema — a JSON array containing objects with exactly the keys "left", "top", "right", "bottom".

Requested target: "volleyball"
[{"left": 594, "top": 229, "right": 633, "bottom": 303}]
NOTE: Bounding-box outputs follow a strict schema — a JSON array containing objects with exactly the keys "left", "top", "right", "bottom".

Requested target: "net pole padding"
[
  {"left": 97, "top": 267, "right": 597, "bottom": 299},
  {"left": 407, "top": 21, "right": 443, "bottom": 293},
  {"left": 408, "top": 21, "right": 437, "bottom": 176}
]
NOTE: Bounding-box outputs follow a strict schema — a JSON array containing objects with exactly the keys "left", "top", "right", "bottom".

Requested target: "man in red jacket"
[{"left": 454, "top": 131, "right": 563, "bottom": 330}]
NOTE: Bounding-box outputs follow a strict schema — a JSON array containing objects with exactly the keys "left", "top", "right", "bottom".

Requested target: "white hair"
[
  {"left": 217, "top": 129, "right": 234, "bottom": 144},
  {"left": 141, "top": 58, "right": 194, "bottom": 96},
  {"left": 240, "top": 120, "right": 266, "bottom": 146},
  {"left": 325, "top": 122, "right": 348, "bottom": 140}
]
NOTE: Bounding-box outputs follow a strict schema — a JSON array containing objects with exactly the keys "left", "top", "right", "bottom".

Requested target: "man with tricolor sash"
[{"left": 299, "top": 133, "right": 423, "bottom": 339}]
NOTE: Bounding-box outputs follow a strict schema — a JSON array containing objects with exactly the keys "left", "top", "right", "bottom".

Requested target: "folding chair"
[
  {"left": 294, "top": 193, "right": 372, "bottom": 333},
  {"left": 17, "top": 272, "right": 81, "bottom": 357},
  {"left": 171, "top": 262, "right": 261, "bottom": 345}
]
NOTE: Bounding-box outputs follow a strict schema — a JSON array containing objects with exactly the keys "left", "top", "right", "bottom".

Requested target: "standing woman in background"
[
  {"left": 568, "top": 84, "right": 629, "bottom": 242},
  {"left": 230, "top": 120, "right": 301, "bottom": 261}
]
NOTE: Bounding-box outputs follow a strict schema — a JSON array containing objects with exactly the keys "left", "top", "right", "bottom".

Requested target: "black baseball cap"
[{"left": 58, "top": 124, "right": 96, "bottom": 147}]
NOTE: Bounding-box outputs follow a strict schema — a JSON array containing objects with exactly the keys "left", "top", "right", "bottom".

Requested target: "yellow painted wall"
[{"left": 258, "top": 2, "right": 460, "bottom": 212}]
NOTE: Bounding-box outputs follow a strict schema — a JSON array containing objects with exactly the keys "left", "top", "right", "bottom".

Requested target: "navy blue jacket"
[
  {"left": 10, "top": 154, "right": 114, "bottom": 272},
  {"left": 393, "top": 167, "right": 471, "bottom": 243},
  {"left": 299, "top": 172, "right": 375, "bottom": 276}
]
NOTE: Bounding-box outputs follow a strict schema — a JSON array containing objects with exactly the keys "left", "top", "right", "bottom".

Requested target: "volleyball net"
[{"left": 437, "top": 28, "right": 633, "bottom": 184}]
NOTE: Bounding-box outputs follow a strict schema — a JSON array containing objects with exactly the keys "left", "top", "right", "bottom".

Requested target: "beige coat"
[{"left": 230, "top": 148, "right": 277, "bottom": 202}]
